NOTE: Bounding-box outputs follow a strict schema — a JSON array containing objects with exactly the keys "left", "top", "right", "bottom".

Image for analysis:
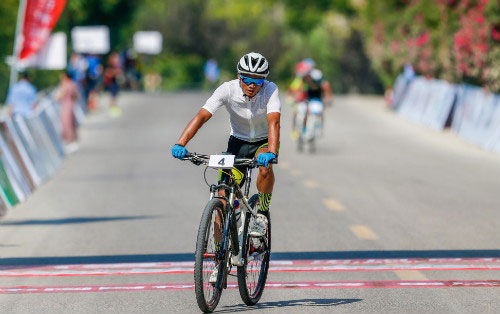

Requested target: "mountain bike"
[
  {"left": 296, "top": 99, "right": 324, "bottom": 153},
  {"left": 181, "top": 152, "right": 276, "bottom": 313}
]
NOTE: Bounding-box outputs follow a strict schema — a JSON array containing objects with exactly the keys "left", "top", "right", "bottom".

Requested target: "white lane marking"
[
  {"left": 2, "top": 262, "right": 500, "bottom": 277},
  {"left": 1, "top": 280, "right": 500, "bottom": 294}
]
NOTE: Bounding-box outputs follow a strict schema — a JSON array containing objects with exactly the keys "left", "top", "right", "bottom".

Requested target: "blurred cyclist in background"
[
  {"left": 287, "top": 60, "right": 312, "bottom": 140},
  {"left": 103, "top": 52, "right": 123, "bottom": 117},
  {"left": 84, "top": 54, "right": 102, "bottom": 112},
  {"left": 302, "top": 68, "right": 333, "bottom": 135}
]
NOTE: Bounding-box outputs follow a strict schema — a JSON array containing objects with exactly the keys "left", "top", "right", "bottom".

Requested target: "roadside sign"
[
  {"left": 133, "top": 31, "right": 163, "bottom": 55},
  {"left": 72, "top": 26, "right": 110, "bottom": 54}
]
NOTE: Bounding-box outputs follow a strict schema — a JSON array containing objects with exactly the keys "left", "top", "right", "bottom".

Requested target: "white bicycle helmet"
[{"left": 237, "top": 52, "right": 269, "bottom": 77}]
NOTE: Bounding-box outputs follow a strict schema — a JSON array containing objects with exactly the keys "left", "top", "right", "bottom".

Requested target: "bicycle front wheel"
[
  {"left": 237, "top": 195, "right": 271, "bottom": 306},
  {"left": 194, "top": 198, "right": 226, "bottom": 313}
]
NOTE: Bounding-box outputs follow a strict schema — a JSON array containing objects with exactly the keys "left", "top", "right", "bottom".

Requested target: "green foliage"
[
  {"left": 145, "top": 54, "right": 205, "bottom": 90},
  {"left": 0, "top": 0, "right": 386, "bottom": 97},
  {"left": 359, "top": 0, "right": 500, "bottom": 92},
  {"left": 0, "top": 0, "right": 18, "bottom": 101}
]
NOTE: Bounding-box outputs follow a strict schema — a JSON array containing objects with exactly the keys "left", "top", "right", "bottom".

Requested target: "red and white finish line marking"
[
  {"left": 1, "top": 258, "right": 500, "bottom": 277},
  {"left": 1, "top": 280, "right": 499, "bottom": 294}
]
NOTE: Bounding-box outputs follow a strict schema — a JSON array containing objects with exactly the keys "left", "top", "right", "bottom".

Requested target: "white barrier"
[
  {"left": 1, "top": 119, "right": 42, "bottom": 188},
  {"left": 452, "top": 86, "right": 500, "bottom": 149},
  {"left": 395, "top": 74, "right": 500, "bottom": 153},
  {"left": 397, "top": 77, "right": 456, "bottom": 130},
  {"left": 0, "top": 134, "right": 31, "bottom": 201},
  {"left": 0, "top": 91, "right": 85, "bottom": 213}
]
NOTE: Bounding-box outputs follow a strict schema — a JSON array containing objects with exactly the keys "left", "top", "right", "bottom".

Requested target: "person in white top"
[{"left": 172, "top": 52, "right": 280, "bottom": 241}]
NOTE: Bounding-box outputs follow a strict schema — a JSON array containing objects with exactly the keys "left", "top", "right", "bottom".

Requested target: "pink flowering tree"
[{"left": 360, "top": 0, "right": 500, "bottom": 92}]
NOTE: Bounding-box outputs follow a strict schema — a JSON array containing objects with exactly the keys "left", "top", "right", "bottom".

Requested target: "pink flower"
[
  {"left": 416, "top": 32, "right": 430, "bottom": 47},
  {"left": 492, "top": 28, "right": 500, "bottom": 41}
]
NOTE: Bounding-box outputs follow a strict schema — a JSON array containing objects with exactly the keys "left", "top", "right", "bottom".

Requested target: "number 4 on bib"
[{"left": 209, "top": 155, "right": 235, "bottom": 169}]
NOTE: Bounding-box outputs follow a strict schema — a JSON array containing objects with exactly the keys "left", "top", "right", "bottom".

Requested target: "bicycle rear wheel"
[
  {"left": 237, "top": 194, "right": 271, "bottom": 305},
  {"left": 194, "top": 199, "right": 226, "bottom": 313}
]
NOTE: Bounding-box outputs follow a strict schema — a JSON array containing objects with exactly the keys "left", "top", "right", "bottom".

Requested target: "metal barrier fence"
[
  {"left": 0, "top": 93, "right": 80, "bottom": 216},
  {"left": 392, "top": 75, "right": 500, "bottom": 153}
]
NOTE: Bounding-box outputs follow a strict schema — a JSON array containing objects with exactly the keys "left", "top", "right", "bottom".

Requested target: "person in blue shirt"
[{"left": 6, "top": 72, "right": 38, "bottom": 117}]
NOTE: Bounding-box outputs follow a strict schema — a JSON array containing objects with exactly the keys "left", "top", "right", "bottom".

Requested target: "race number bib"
[{"left": 208, "top": 155, "right": 235, "bottom": 169}]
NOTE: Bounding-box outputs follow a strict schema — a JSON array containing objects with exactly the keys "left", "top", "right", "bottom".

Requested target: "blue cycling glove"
[
  {"left": 172, "top": 144, "right": 187, "bottom": 159},
  {"left": 257, "top": 152, "right": 276, "bottom": 168}
]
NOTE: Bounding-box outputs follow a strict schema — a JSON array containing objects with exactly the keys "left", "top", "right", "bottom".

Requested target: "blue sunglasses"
[{"left": 240, "top": 74, "right": 264, "bottom": 86}]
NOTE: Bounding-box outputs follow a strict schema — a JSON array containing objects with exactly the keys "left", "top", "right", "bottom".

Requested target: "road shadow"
[
  {"left": 0, "top": 215, "right": 157, "bottom": 226},
  {"left": 2, "top": 250, "right": 500, "bottom": 267},
  {"left": 218, "top": 298, "right": 363, "bottom": 312}
]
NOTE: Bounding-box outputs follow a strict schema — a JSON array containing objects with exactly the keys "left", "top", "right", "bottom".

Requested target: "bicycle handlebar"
[{"left": 182, "top": 152, "right": 277, "bottom": 167}]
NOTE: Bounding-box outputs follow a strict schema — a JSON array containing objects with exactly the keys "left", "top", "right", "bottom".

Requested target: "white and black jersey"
[{"left": 202, "top": 79, "right": 281, "bottom": 142}]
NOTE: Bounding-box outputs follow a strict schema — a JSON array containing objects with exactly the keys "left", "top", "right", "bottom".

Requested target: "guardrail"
[
  {"left": 392, "top": 75, "right": 500, "bottom": 153},
  {"left": 0, "top": 92, "right": 85, "bottom": 216}
]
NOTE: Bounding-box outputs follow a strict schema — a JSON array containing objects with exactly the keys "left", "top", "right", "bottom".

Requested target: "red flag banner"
[{"left": 19, "top": 0, "right": 66, "bottom": 60}]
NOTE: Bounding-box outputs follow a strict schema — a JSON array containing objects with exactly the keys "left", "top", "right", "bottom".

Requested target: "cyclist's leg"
[{"left": 254, "top": 143, "right": 278, "bottom": 212}]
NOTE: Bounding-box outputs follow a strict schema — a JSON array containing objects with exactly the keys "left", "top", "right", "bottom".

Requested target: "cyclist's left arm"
[
  {"left": 266, "top": 86, "right": 281, "bottom": 157},
  {"left": 322, "top": 80, "right": 333, "bottom": 107},
  {"left": 267, "top": 112, "right": 280, "bottom": 156}
]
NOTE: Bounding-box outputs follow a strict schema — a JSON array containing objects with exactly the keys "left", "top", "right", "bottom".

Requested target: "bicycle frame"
[{"left": 208, "top": 166, "right": 257, "bottom": 257}]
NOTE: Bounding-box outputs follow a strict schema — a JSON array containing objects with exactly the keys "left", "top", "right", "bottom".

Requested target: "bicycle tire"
[
  {"left": 194, "top": 198, "right": 226, "bottom": 313},
  {"left": 237, "top": 194, "right": 271, "bottom": 306}
]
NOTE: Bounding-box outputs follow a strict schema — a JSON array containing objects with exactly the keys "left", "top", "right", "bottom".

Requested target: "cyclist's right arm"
[
  {"left": 175, "top": 108, "right": 212, "bottom": 147},
  {"left": 175, "top": 82, "right": 229, "bottom": 148}
]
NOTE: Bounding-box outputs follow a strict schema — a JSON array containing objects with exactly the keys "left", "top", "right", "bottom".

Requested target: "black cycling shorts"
[
  {"left": 226, "top": 136, "right": 269, "bottom": 159},
  {"left": 219, "top": 136, "right": 269, "bottom": 186}
]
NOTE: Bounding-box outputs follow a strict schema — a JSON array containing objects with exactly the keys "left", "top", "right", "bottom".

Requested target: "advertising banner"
[
  {"left": 484, "top": 95, "right": 500, "bottom": 152},
  {"left": 0, "top": 120, "right": 41, "bottom": 188},
  {"left": 72, "top": 26, "right": 110, "bottom": 54},
  {"left": 0, "top": 159, "right": 20, "bottom": 207},
  {"left": 12, "top": 116, "right": 50, "bottom": 182},
  {"left": 19, "top": 0, "right": 67, "bottom": 60},
  {"left": 0, "top": 196, "right": 8, "bottom": 216},
  {"left": 23, "top": 114, "right": 60, "bottom": 177},
  {"left": 22, "top": 32, "right": 67, "bottom": 70},
  {"left": 0, "top": 133, "right": 31, "bottom": 201},
  {"left": 391, "top": 75, "right": 409, "bottom": 110},
  {"left": 420, "top": 80, "right": 456, "bottom": 130},
  {"left": 133, "top": 31, "right": 163, "bottom": 55}
]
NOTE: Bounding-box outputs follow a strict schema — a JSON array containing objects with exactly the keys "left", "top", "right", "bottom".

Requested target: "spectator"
[
  {"left": 67, "top": 53, "right": 88, "bottom": 111},
  {"left": 103, "top": 52, "right": 123, "bottom": 117},
  {"left": 6, "top": 72, "right": 38, "bottom": 118},
  {"left": 85, "top": 54, "right": 102, "bottom": 111},
  {"left": 204, "top": 59, "right": 220, "bottom": 89},
  {"left": 55, "top": 71, "right": 80, "bottom": 154}
]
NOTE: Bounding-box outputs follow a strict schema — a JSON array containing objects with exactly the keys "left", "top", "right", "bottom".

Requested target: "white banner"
[
  {"left": 72, "top": 26, "right": 110, "bottom": 54},
  {"left": 133, "top": 31, "right": 163, "bottom": 55},
  {"left": 21, "top": 32, "right": 67, "bottom": 70}
]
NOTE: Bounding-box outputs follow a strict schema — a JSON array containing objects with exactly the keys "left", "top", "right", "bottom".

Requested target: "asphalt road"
[{"left": 0, "top": 91, "right": 499, "bottom": 313}]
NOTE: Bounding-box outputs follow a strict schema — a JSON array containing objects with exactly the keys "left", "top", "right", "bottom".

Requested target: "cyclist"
[
  {"left": 172, "top": 51, "right": 280, "bottom": 245},
  {"left": 287, "top": 61, "right": 311, "bottom": 140},
  {"left": 302, "top": 68, "right": 333, "bottom": 135}
]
